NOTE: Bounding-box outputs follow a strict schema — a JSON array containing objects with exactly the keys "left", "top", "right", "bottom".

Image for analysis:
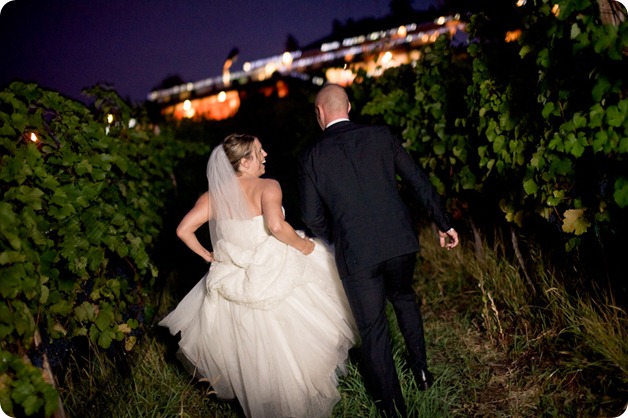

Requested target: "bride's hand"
[
  {"left": 300, "top": 238, "right": 316, "bottom": 255},
  {"left": 204, "top": 251, "right": 215, "bottom": 263}
]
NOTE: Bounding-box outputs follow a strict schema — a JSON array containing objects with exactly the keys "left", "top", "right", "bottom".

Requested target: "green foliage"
[
  {"left": 0, "top": 350, "right": 58, "bottom": 417},
  {"left": 0, "top": 82, "right": 207, "bottom": 416},
  {"left": 356, "top": 0, "right": 628, "bottom": 249},
  {"left": 357, "top": 38, "right": 474, "bottom": 195}
]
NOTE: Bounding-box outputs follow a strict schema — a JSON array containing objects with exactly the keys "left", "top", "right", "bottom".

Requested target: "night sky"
[{"left": 1, "top": 0, "right": 438, "bottom": 104}]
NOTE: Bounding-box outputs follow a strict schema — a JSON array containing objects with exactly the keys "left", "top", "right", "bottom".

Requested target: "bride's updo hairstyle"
[{"left": 222, "top": 133, "right": 257, "bottom": 173}]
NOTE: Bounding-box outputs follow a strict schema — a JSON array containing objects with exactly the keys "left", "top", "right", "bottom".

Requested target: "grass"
[
  {"left": 60, "top": 336, "right": 240, "bottom": 418},
  {"left": 58, "top": 226, "right": 628, "bottom": 417}
]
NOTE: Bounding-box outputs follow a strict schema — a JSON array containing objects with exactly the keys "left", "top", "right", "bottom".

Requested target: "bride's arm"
[
  {"left": 176, "top": 192, "right": 214, "bottom": 263},
  {"left": 261, "top": 180, "right": 315, "bottom": 255}
]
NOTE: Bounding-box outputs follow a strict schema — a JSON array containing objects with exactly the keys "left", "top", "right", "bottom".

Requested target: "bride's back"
[{"left": 237, "top": 176, "right": 267, "bottom": 218}]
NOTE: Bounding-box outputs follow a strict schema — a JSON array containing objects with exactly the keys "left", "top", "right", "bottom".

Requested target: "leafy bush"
[
  {"left": 0, "top": 82, "right": 207, "bottom": 416},
  {"left": 354, "top": 0, "right": 628, "bottom": 254}
]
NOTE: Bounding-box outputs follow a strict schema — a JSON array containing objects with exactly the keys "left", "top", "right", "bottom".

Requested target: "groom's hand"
[{"left": 438, "top": 228, "right": 459, "bottom": 250}]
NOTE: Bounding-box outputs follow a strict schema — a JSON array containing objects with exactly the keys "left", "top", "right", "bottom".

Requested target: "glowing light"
[
  {"left": 182, "top": 100, "right": 195, "bottom": 118},
  {"left": 325, "top": 68, "right": 355, "bottom": 85},
  {"left": 516, "top": 0, "right": 526, "bottom": 6},
  {"left": 218, "top": 91, "right": 227, "bottom": 102},
  {"left": 282, "top": 51, "right": 293, "bottom": 66},
  {"left": 29, "top": 132, "right": 38, "bottom": 142},
  {"left": 321, "top": 41, "right": 340, "bottom": 52},
  {"left": 264, "top": 62, "right": 277, "bottom": 76},
  {"left": 552, "top": 4, "right": 560, "bottom": 16},
  {"left": 146, "top": 16, "right": 470, "bottom": 105},
  {"left": 381, "top": 51, "right": 393, "bottom": 64},
  {"left": 342, "top": 35, "right": 365, "bottom": 47},
  {"left": 505, "top": 29, "right": 522, "bottom": 42},
  {"left": 107, "top": 114, "right": 114, "bottom": 124},
  {"left": 312, "top": 76, "right": 325, "bottom": 86},
  {"left": 128, "top": 118, "right": 137, "bottom": 128}
]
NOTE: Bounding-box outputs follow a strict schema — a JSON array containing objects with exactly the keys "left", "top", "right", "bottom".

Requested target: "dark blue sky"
[{"left": 0, "top": 0, "right": 438, "bottom": 103}]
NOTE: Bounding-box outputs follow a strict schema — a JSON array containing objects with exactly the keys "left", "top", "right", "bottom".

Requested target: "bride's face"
[{"left": 246, "top": 139, "right": 267, "bottom": 177}]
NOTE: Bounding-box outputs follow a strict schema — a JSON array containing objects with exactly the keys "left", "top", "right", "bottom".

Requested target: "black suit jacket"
[{"left": 298, "top": 121, "right": 451, "bottom": 278}]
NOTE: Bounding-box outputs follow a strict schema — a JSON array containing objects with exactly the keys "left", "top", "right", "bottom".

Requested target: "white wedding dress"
[{"left": 159, "top": 215, "right": 356, "bottom": 418}]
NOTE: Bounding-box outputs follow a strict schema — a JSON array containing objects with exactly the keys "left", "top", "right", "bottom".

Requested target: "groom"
[{"left": 298, "top": 83, "right": 459, "bottom": 417}]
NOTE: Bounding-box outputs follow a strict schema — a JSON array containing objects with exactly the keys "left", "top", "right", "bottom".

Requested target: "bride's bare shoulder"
[
  {"left": 259, "top": 178, "right": 280, "bottom": 189},
  {"left": 258, "top": 179, "right": 282, "bottom": 200}
]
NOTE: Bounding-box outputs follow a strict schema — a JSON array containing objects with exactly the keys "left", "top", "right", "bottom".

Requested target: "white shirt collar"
[{"left": 325, "top": 118, "right": 350, "bottom": 128}]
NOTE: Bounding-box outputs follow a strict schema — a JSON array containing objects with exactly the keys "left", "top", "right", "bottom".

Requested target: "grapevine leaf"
[
  {"left": 542, "top": 102, "right": 555, "bottom": 119},
  {"left": 21, "top": 394, "right": 44, "bottom": 416},
  {"left": 592, "top": 130, "right": 608, "bottom": 152},
  {"left": 95, "top": 306, "right": 115, "bottom": 332},
  {"left": 118, "top": 323, "right": 132, "bottom": 334},
  {"left": 620, "top": 136, "right": 628, "bottom": 154},
  {"left": 0, "top": 323, "right": 13, "bottom": 340},
  {"left": 606, "top": 105, "right": 624, "bottom": 127},
  {"left": 97, "top": 329, "right": 114, "bottom": 349},
  {"left": 523, "top": 178, "right": 538, "bottom": 195},
  {"left": 75, "top": 159, "right": 92, "bottom": 176},
  {"left": 74, "top": 302, "right": 97, "bottom": 322},
  {"left": 613, "top": 177, "right": 628, "bottom": 208},
  {"left": 562, "top": 209, "right": 591, "bottom": 235},
  {"left": 592, "top": 79, "right": 611, "bottom": 103},
  {"left": 0, "top": 251, "right": 26, "bottom": 264},
  {"left": 49, "top": 300, "right": 73, "bottom": 316},
  {"left": 492, "top": 135, "right": 505, "bottom": 153},
  {"left": 125, "top": 336, "right": 137, "bottom": 352},
  {"left": 6, "top": 186, "right": 44, "bottom": 210}
]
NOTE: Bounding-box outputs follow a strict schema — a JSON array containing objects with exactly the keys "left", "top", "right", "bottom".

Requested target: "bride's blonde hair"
[{"left": 222, "top": 133, "right": 256, "bottom": 173}]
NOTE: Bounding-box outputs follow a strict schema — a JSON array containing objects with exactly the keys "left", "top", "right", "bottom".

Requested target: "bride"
[{"left": 159, "top": 133, "right": 356, "bottom": 418}]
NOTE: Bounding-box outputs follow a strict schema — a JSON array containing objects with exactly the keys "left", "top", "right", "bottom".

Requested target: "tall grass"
[
  {"left": 418, "top": 225, "right": 628, "bottom": 417},
  {"left": 59, "top": 337, "right": 240, "bottom": 417},
  {"left": 57, "top": 225, "right": 627, "bottom": 417}
]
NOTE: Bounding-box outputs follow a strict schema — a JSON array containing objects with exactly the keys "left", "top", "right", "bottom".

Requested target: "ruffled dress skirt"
[{"left": 159, "top": 216, "right": 356, "bottom": 418}]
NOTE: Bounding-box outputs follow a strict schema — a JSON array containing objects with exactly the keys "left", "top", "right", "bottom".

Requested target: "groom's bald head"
[{"left": 314, "top": 84, "right": 351, "bottom": 129}]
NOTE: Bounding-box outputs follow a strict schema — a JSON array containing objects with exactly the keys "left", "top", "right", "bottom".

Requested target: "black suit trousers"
[{"left": 341, "top": 252, "right": 427, "bottom": 417}]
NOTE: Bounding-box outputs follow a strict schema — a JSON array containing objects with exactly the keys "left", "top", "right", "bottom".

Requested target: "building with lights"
[{"left": 147, "top": 15, "right": 466, "bottom": 121}]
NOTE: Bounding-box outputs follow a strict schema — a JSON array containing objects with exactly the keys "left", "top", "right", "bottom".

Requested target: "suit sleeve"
[
  {"left": 298, "top": 153, "right": 331, "bottom": 242},
  {"left": 390, "top": 133, "right": 452, "bottom": 232}
]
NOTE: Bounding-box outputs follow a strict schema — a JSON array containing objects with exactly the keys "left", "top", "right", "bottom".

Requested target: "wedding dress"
[{"left": 159, "top": 145, "right": 356, "bottom": 418}]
